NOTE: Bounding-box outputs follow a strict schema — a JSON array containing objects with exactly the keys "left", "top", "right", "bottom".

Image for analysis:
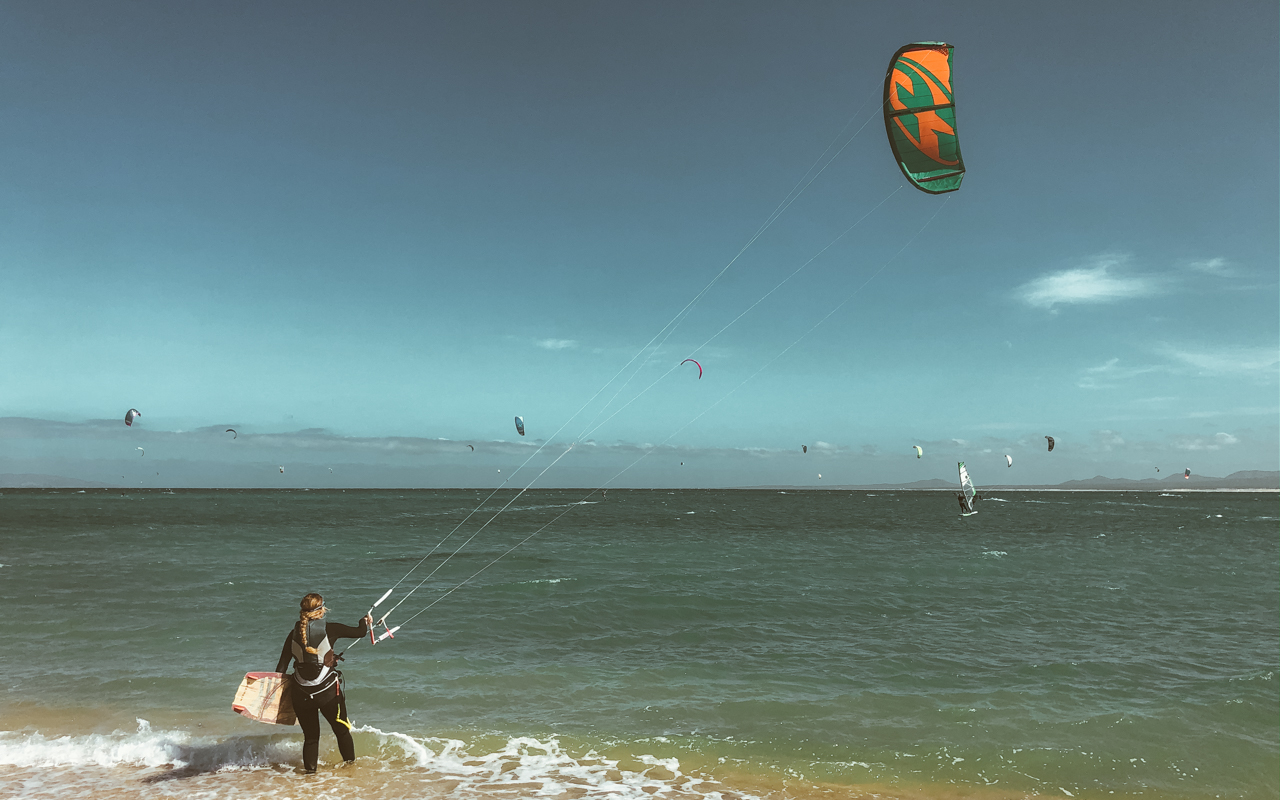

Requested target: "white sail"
[{"left": 958, "top": 461, "right": 977, "bottom": 514}]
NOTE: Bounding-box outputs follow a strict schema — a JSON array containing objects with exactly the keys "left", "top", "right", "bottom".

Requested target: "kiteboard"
[{"left": 232, "top": 672, "right": 296, "bottom": 725}]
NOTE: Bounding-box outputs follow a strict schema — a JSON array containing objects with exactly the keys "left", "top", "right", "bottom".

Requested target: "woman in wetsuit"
[{"left": 275, "top": 593, "right": 372, "bottom": 773}]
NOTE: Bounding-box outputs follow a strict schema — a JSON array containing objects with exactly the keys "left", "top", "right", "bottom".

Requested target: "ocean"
[{"left": 0, "top": 488, "right": 1275, "bottom": 799}]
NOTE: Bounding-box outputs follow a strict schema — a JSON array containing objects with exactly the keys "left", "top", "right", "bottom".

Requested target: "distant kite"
[
  {"left": 136, "top": 447, "right": 145, "bottom": 457},
  {"left": 226, "top": 429, "right": 237, "bottom": 439},
  {"left": 913, "top": 445, "right": 923, "bottom": 458},
  {"left": 467, "top": 444, "right": 475, "bottom": 452},
  {"left": 279, "top": 466, "right": 285, "bottom": 474},
  {"left": 125, "top": 409, "right": 141, "bottom": 427},
  {"left": 681, "top": 359, "right": 702, "bottom": 379},
  {"left": 1005, "top": 454, "right": 1012, "bottom": 467},
  {"left": 1045, "top": 436, "right": 1055, "bottom": 452},
  {"left": 514, "top": 416, "right": 525, "bottom": 436},
  {"left": 802, "top": 445, "right": 807, "bottom": 454},
  {"left": 1184, "top": 468, "right": 1191, "bottom": 480}
]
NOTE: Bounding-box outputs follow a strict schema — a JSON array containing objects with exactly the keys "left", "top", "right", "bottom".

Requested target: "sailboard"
[
  {"left": 232, "top": 672, "right": 296, "bottom": 725},
  {"left": 958, "top": 461, "right": 978, "bottom": 516}
]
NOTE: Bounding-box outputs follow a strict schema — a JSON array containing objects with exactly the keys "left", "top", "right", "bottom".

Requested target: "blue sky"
[{"left": 1, "top": 1, "right": 1276, "bottom": 488}]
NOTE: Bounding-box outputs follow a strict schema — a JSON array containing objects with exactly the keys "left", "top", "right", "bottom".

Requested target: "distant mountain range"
[
  {"left": 3, "top": 471, "right": 1277, "bottom": 490},
  {"left": 747, "top": 470, "right": 1279, "bottom": 491}
]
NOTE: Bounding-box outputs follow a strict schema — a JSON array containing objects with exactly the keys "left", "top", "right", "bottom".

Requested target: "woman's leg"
[
  {"left": 296, "top": 708, "right": 323, "bottom": 772},
  {"left": 318, "top": 691, "right": 356, "bottom": 763},
  {"left": 291, "top": 685, "right": 323, "bottom": 772}
]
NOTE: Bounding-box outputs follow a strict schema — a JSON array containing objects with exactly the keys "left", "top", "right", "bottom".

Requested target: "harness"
[{"left": 292, "top": 620, "right": 340, "bottom": 698}]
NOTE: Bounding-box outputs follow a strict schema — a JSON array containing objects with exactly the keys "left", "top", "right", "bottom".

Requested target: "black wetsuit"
[{"left": 276, "top": 618, "right": 369, "bottom": 772}]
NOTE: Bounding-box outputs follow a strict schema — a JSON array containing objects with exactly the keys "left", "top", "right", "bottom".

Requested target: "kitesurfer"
[{"left": 275, "top": 593, "right": 372, "bottom": 773}]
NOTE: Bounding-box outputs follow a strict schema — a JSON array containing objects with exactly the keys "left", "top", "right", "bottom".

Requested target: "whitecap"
[
  {"left": 2, "top": 723, "right": 755, "bottom": 800},
  {"left": 357, "top": 727, "right": 750, "bottom": 800},
  {"left": 0, "top": 719, "right": 289, "bottom": 771}
]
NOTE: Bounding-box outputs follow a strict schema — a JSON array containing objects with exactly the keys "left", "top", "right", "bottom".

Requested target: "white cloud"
[
  {"left": 1173, "top": 432, "right": 1239, "bottom": 451},
  {"left": 1078, "top": 346, "right": 1278, "bottom": 389},
  {"left": 1018, "top": 255, "right": 1157, "bottom": 310},
  {"left": 1178, "top": 408, "right": 1274, "bottom": 420},
  {"left": 0, "top": 418, "right": 865, "bottom": 464},
  {"left": 973, "top": 422, "right": 1035, "bottom": 431},
  {"left": 1187, "top": 257, "right": 1231, "bottom": 275},
  {"left": 1077, "top": 358, "right": 1164, "bottom": 389},
  {"left": 1159, "top": 345, "right": 1279, "bottom": 377},
  {"left": 535, "top": 338, "right": 578, "bottom": 350},
  {"left": 1092, "top": 430, "right": 1126, "bottom": 451}
]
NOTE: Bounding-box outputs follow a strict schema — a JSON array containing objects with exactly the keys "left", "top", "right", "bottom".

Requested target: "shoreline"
[{"left": 3, "top": 699, "right": 1262, "bottom": 800}]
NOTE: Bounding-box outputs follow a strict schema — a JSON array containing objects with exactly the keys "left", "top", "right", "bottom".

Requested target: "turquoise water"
[{"left": 1, "top": 489, "right": 1275, "bottom": 799}]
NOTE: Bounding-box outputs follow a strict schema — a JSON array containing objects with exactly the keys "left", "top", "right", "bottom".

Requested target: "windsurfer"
[{"left": 275, "top": 593, "right": 372, "bottom": 773}]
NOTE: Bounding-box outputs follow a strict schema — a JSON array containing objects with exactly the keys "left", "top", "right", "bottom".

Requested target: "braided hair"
[{"left": 297, "top": 593, "right": 326, "bottom": 654}]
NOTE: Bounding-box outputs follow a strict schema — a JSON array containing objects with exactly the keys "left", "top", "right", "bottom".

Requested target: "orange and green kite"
[{"left": 883, "top": 42, "right": 965, "bottom": 194}]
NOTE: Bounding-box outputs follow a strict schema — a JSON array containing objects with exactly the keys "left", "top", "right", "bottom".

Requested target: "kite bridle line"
[
  {"left": 341, "top": 441, "right": 579, "bottom": 655},
  {"left": 570, "top": 90, "right": 892, "bottom": 442},
  {"left": 577, "top": 182, "right": 904, "bottom": 444},
  {"left": 352, "top": 87, "right": 892, "bottom": 632},
  {"left": 357, "top": 192, "right": 952, "bottom": 650}
]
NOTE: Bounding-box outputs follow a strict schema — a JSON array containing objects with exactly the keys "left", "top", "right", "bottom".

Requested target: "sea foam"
[
  {"left": 0, "top": 719, "right": 292, "bottom": 771},
  {"left": 358, "top": 726, "right": 744, "bottom": 799},
  {"left": 1, "top": 721, "right": 754, "bottom": 800}
]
